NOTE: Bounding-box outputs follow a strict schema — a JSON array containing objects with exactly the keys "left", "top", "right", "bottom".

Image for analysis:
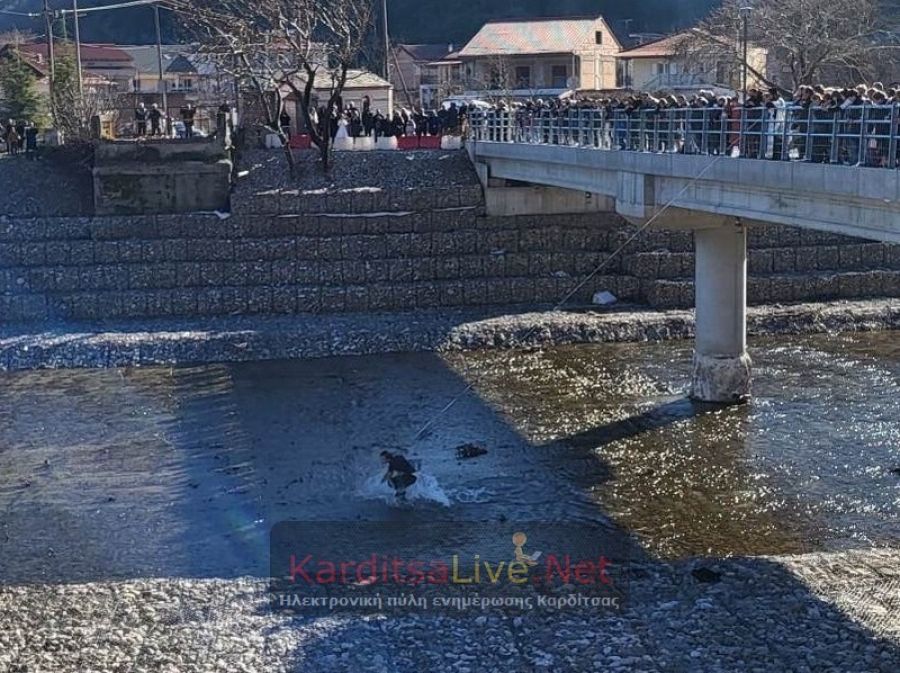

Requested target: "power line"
[
  {"left": 57, "top": 0, "right": 166, "bottom": 16},
  {"left": 0, "top": 0, "right": 167, "bottom": 19}
]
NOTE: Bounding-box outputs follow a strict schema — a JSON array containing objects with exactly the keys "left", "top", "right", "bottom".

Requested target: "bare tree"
[
  {"left": 678, "top": 0, "right": 900, "bottom": 92},
  {"left": 467, "top": 55, "right": 517, "bottom": 103},
  {"left": 172, "top": 0, "right": 375, "bottom": 174}
]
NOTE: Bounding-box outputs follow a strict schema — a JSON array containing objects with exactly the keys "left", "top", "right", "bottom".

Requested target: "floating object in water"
[{"left": 456, "top": 443, "right": 488, "bottom": 460}]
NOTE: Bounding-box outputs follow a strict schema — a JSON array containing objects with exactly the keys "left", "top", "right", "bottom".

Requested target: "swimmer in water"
[{"left": 380, "top": 450, "right": 417, "bottom": 500}]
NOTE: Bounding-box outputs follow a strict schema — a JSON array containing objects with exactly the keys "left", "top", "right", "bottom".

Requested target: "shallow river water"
[{"left": 0, "top": 332, "right": 898, "bottom": 583}]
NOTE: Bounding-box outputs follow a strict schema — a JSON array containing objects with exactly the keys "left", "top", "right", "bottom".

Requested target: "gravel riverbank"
[
  {"left": 1, "top": 550, "right": 897, "bottom": 673},
  {"left": 0, "top": 153, "right": 94, "bottom": 218},
  {"left": 0, "top": 298, "right": 897, "bottom": 371},
  {"left": 235, "top": 149, "right": 480, "bottom": 196}
]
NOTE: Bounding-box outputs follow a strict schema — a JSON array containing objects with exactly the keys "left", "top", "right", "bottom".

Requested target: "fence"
[
  {"left": 468, "top": 104, "right": 900, "bottom": 168},
  {"left": 105, "top": 105, "right": 218, "bottom": 139}
]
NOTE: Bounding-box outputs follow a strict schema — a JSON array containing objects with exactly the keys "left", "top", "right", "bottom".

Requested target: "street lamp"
[{"left": 739, "top": 5, "right": 752, "bottom": 102}]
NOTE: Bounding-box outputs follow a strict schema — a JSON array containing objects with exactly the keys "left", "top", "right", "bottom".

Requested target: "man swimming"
[{"left": 380, "top": 450, "right": 417, "bottom": 500}]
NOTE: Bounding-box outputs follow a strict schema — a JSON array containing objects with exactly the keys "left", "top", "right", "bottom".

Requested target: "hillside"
[{"left": 1, "top": 0, "right": 720, "bottom": 46}]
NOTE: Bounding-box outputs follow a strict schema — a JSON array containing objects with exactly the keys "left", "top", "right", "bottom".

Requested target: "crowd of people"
[
  {"left": 472, "top": 83, "right": 900, "bottom": 168},
  {"left": 134, "top": 102, "right": 200, "bottom": 139},
  {"left": 296, "top": 96, "right": 469, "bottom": 141},
  {"left": 2, "top": 119, "right": 39, "bottom": 157}
]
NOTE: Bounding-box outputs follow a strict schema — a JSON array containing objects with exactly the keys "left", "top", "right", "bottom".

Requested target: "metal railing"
[{"left": 468, "top": 104, "right": 900, "bottom": 168}]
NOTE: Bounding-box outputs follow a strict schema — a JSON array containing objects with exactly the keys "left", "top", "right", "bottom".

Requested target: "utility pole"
[
  {"left": 382, "top": 0, "right": 390, "bottom": 82},
  {"left": 154, "top": 3, "right": 168, "bottom": 131},
  {"left": 42, "top": 0, "right": 56, "bottom": 90},
  {"left": 42, "top": 0, "right": 58, "bottom": 123},
  {"left": 73, "top": 0, "right": 84, "bottom": 97}
]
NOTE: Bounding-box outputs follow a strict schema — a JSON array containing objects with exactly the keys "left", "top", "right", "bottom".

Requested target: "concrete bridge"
[{"left": 467, "top": 130, "right": 900, "bottom": 404}]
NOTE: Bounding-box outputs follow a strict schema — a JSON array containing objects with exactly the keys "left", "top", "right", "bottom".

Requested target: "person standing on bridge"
[
  {"left": 180, "top": 104, "right": 197, "bottom": 140},
  {"left": 149, "top": 104, "right": 163, "bottom": 137},
  {"left": 135, "top": 103, "right": 148, "bottom": 137}
]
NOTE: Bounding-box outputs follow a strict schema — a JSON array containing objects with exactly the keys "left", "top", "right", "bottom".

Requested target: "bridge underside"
[
  {"left": 471, "top": 141, "right": 900, "bottom": 403},
  {"left": 473, "top": 142, "right": 900, "bottom": 244}
]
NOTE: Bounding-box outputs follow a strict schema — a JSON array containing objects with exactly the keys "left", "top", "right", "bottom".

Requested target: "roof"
[
  {"left": 0, "top": 45, "right": 47, "bottom": 77},
  {"left": 119, "top": 45, "right": 199, "bottom": 76},
  {"left": 281, "top": 69, "right": 390, "bottom": 97},
  {"left": 396, "top": 44, "right": 455, "bottom": 63},
  {"left": 341, "top": 70, "right": 391, "bottom": 89},
  {"left": 619, "top": 29, "right": 764, "bottom": 59},
  {"left": 458, "top": 15, "right": 619, "bottom": 58},
  {"left": 618, "top": 32, "right": 689, "bottom": 58},
  {"left": 18, "top": 42, "right": 132, "bottom": 63}
]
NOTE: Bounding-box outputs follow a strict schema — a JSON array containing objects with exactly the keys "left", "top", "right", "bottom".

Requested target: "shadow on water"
[
  {"left": 0, "top": 353, "right": 644, "bottom": 582},
  {"left": 0, "top": 335, "right": 898, "bottom": 670}
]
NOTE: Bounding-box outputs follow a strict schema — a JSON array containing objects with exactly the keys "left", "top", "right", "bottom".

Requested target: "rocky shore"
[{"left": 0, "top": 298, "right": 896, "bottom": 371}]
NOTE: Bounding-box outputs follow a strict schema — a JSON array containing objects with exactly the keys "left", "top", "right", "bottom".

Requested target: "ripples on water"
[{"left": 0, "top": 332, "right": 897, "bottom": 581}]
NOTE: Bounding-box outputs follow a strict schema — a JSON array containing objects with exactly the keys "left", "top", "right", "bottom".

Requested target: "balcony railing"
[
  {"left": 468, "top": 104, "right": 900, "bottom": 168},
  {"left": 641, "top": 73, "right": 708, "bottom": 89}
]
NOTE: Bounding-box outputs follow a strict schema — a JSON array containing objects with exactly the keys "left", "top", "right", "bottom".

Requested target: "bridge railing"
[{"left": 468, "top": 104, "right": 900, "bottom": 169}]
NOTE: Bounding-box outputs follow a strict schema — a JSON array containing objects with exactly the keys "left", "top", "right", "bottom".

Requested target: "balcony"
[{"left": 641, "top": 72, "right": 713, "bottom": 91}]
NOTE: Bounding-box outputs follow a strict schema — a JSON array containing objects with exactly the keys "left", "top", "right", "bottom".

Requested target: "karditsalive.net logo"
[{"left": 270, "top": 523, "right": 628, "bottom": 615}]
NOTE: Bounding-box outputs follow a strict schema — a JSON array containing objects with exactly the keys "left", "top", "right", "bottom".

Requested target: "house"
[
  {"left": 419, "top": 52, "right": 464, "bottom": 109},
  {"left": 0, "top": 44, "right": 50, "bottom": 99},
  {"left": 0, "top": 42, "right": 118, "bottom": 106},
  {"left": 616, "top": 30, "right": 768, "bottom": 95},
  {"left": 279, "top": 69, "right": 393, "bottom": 135},
  {"left": 390, "top": 44, "right": 462, "bottom": 108},
  {"left": 16, "top": 42, "right": 133, "bottom": 91},
  {"left": 119, "top": 45, "right": 224, "bottom": 100},
  {"left": 336, "top": 70, "right": 393, "bottom": 114},
  {"left": 457, "top": 15, "right": 622, "bottom": 99}
]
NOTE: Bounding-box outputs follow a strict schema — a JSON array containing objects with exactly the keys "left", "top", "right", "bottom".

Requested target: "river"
[{"left": 0, "top": 332, "right": 897, "bottom": 584}]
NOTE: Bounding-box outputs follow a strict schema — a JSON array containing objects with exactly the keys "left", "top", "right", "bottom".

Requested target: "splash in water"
[{"left": 358, "top": 471, "right": 451, "bottom": 507}]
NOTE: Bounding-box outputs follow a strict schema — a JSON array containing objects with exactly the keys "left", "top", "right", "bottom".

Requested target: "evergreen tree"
[
  {"left": 50, "top": 45, "right": 92, "bottom": 139},
  {"left": 0, "top": 49, "right": 43, "bottom": 122}
]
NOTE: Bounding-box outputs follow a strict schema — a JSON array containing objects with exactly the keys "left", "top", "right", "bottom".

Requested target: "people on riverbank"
[{"left": 297, "top": 101, "right": 469, "bottom": 142}]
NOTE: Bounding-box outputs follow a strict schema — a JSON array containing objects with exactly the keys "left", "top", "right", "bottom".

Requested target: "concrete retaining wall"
[
  {"left": 0, "top": 187, "right": 630, "bottom": 322},
  {"left": 92, "top": 137, "right": 232, "bottom": 216},
  {"left": 2, "top": 186, "right": 900, "bottom": 324}
]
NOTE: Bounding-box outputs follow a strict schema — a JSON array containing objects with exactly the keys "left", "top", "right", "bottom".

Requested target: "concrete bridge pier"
[{"left": 690, "top": 221, "right": 752, "bottom": 404}]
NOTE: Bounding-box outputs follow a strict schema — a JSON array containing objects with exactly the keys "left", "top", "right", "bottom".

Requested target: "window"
[
  {"left": 489, "top": 65, "right": 506, "bottom": 89},
  {"left": 551, "top": 65, "right": 568, "bottom": 89},
  {"left": 595, "top": 31, "right": 603, "bottom": 45},
  {"left": 716, "top": 61, "right": 729, "bottom": 83},
  {"left": 515, "top": 66, "right": 531, "bottom": 89}
]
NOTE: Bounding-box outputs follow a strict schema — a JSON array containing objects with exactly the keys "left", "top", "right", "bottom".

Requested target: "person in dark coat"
[
  {"left": 279, "top": 109, "right": 292, "bottom": 140},
  {"left": 149, "top": 104, "right": 163, "bottom": 136},
  {"left": 380, "top": 450, "right": 417, "bottom": 500},
  {"left": 180, "top": 104, "right": 197, "bottom": 139},
  {"left": 24, "top": 122, "right": 38, "bottom": 159},
  {"left": 135, "top": 103, "right": 148, "bottom": 137}
]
